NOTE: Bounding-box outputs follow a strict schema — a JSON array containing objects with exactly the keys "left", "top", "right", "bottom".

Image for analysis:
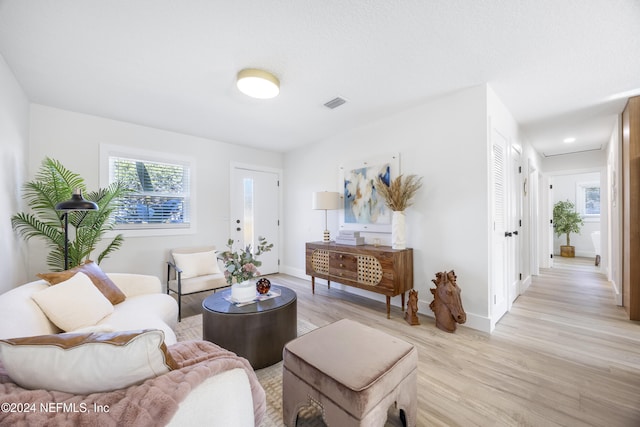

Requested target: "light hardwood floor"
[{"left": 177, "top": 263, "right": 640, "bottom": 426}]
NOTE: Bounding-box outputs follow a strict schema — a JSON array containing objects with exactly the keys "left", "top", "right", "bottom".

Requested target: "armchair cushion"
[
  {"left": 37, "top": 260, "right": 126, "bottom": 305},
  {"left": 172, "top": 249, "right": 221, "bottom": 279},
  {"left": 0, "top": 329, "right": 176, "bottom": 394},
  {"left": 31, "top": 272, "right": 114, "bottom": 332},
  {"left": 168, "top": 274, "right": 228, "bottom": 295}
]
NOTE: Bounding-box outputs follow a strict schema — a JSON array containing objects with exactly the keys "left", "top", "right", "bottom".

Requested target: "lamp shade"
[
  {"left": 312, "top": 191, "right": 340, "bottom": 210},
  {"left": 237, "top": 68, "right": 280, "bottom": 99},
  {"left": 55, "top": 189, "right": 98, "bottom": 211}
]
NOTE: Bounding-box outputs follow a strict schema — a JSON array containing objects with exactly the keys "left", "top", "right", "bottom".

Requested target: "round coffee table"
[{"left": 202, "top": 285, "right": 297, "bottom": 369}]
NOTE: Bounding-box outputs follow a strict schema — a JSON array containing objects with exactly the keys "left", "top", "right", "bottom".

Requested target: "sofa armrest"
[{"left": 107, "top": 273, "right": 162, "bottom": 299}]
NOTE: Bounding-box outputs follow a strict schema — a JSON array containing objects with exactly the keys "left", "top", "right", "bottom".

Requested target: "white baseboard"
[
  {"left": 417, "top": 299, "right": 492, "bottom": 333},
  {"left": 610, "top": 279, "right": 623, "bottom": 306},
  {"left": 521, "top": 275, "right": 532, "bottom": 292},
  {"left": 575, "top": 250, "right": 597, "bottom": 258},
  {"left": 280, "top": 265, "right": 306, "bottom": 280}
]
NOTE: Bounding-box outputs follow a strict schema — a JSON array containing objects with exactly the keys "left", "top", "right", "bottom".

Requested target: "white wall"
[
  {"left": 26, "top": 105, "right": 283, "bottom": 281},
  {"left": 0, "top": 53, "right": 30, "bottom": 292},
  {"left": 282, "top": 85, "right": 492, "bottom": 331},
  {"left": 552, "top": 172, "right": 601, "bottom": 257}
]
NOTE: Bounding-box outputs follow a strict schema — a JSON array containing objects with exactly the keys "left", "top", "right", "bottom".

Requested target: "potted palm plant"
[
  {"left": 11, "top": 157, "right": 129, "bottom": 271},
  {"left": 553, "top": 199, "right": 584, "bottom": 258}
]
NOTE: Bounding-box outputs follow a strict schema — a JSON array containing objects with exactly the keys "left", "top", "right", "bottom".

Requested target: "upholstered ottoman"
[{"left": 282, "top": 318, "right": 417, "bottom": 426}]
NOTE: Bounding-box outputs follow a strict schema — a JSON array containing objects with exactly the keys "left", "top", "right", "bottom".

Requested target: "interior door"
[
  {"left": 508, "top": 145, "right": 522, "bottom": 306},
  {"left": 230, "top": 166, "right": 280, "bottom": 275},
  {"left": 491, "top": 128, "right": 508, "bottom": 323}
]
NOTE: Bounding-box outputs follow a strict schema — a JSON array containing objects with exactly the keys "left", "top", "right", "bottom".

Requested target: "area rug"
[{"left": 175, "top": 315, "right": 325, "bottom": 426}]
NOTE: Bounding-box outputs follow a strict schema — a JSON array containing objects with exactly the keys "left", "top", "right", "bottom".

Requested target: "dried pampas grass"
[{"left": 376, "top": 174, "right": 423, "bottom": 211}]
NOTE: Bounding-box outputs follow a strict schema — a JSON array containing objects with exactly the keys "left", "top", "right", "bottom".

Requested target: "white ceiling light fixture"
[
  {"left": 236, "top": 68, "right": 280, "bottom": 99},
  {"left": 563, "top": 137, "right": 576, "bottom": 143}
]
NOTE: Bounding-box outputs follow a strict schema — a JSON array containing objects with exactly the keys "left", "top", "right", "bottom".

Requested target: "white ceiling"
[{"left": 1, "top": 0, "right": 639, "bottom": 155}]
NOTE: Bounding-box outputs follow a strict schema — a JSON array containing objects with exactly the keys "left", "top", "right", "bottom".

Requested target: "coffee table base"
[{"left": 203, "top": 293, "right": 297, "bottom": 369}]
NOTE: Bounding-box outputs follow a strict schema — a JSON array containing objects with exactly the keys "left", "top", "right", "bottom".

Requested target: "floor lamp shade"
[
  {"left": 312, "top": 191, "right": 341, "bottom": 242},
  {"left": 55, "top": 189, "right": 98, "bottom": 270},
  {"left": 55, "top": 189, "right": 99, "bottom": 211}
]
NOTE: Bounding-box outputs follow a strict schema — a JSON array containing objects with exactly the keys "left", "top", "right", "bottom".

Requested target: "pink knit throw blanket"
[{"left": 0, "top": 340, "right": 266, "bottom": 426}]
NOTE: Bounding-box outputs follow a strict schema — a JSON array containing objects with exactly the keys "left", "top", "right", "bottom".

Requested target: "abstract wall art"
[{"left": 339, "top": 153, "right": 399, "bottom": 233}]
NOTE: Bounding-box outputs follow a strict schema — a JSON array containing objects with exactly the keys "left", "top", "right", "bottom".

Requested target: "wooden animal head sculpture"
[
  {"left": 404, "top": 289, "right": 420, "bottom": 325},
  {"left": 429, "top": 270, "right": 466, "bottom": 332}
]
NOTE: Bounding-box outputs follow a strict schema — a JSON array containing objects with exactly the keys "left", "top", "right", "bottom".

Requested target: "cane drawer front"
[
  {"left": 356, "top": 254, "right": 386, "bottom": 289},
  {"left": 308, "top": 248, "right": 330, "bottom": 277},
  {"left": 329, "top": 252, "right": 358, "bottom": 282}
]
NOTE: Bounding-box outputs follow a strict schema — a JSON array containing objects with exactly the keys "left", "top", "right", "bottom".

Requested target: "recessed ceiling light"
[
  {"left": 563, "top": 137, "right": 576, "bottom": 143},
  {"left": 236, "top": 68, "right": 280, "bottom": 99}
]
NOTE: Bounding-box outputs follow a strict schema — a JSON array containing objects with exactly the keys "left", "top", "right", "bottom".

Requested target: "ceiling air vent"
[{"left": 324, "top": 97, "right": 347, "bottom": 109}]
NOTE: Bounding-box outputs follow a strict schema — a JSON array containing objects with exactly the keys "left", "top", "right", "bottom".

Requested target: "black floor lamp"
[{"left": 55, "top": 188, "right": 98, "bottom": 270}]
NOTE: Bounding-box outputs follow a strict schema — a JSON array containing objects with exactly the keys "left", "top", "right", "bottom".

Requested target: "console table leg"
[
  {"left": 386, "top": 296, "right": 391, "bottom": 319},
  {"left": 401, "top": 292, "right": 406, "bottom": 311},
  {"left": 311, "top": 277, "right": 315, "bottom": 294},
  {"left": 327, "top": 280, "right": 330, "bottom": 289}
]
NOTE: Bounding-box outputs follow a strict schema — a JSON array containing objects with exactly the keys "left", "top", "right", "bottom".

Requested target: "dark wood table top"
[{"left": 202, "top": 285, "right": 296, "bottom": 315}]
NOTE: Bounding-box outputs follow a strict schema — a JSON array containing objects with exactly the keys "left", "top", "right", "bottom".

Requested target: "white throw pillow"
[
  {"left": 31, "top": 272, "right": 114, "bottom": 332},
  {"left": 0, "top": 329, "right": 177, "bottom": 394},
  {"left": 172, "top": 250, "right": 221, "bottom": 279}
]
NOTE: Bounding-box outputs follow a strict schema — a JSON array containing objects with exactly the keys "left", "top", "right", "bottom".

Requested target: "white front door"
[
  {"left": 230, "top": 165, "right": 280, "bottom": 275},
  {"left": 491, "top": 128, "right": 508, "bottom": 323}
]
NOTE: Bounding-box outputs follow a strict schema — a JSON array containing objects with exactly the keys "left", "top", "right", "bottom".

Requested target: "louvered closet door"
[{"left": 491, "top": 128, "right": 508, "bottom": 322}]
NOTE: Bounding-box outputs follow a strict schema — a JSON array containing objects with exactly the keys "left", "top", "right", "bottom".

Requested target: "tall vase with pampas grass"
[{"left": 376, "top": 174, "right": 423, "bottom": 249}]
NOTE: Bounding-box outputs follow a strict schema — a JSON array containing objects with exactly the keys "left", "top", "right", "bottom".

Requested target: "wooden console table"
[{"left": 305, "top": 242, "right": 413, "bottom": 318}]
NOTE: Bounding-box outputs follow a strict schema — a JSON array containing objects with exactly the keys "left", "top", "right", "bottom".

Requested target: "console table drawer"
[{"left": 329, "top": 252, "right": 357, "bottom": 280}]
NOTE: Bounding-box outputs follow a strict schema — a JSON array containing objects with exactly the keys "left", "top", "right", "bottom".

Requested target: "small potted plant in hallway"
[{"left": 553, "top": 199, "right": 584, "bottom": 258}]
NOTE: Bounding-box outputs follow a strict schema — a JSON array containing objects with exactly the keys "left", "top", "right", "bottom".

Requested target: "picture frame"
[{"left": 338, "top": 152, "right": 400, "bottom": 233}]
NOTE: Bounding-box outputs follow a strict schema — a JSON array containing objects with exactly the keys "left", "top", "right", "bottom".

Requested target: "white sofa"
[
  {"left": 0, "top": 273, "right": 179, "bottom": 344},
  {"left": 0, "top": 273, "right": 265, "bottom": 426}
]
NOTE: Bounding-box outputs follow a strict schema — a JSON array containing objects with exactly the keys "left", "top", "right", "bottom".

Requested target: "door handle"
[
  {"left": 513, "top": 231, "right": 518, "bottom": 236},
  {"left": 505, "top": 232, "right": 512, "bottom": 237}
]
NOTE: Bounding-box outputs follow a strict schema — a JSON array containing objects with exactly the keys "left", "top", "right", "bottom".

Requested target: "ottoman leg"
[
  {"left": 284, "top": 368, "right": 333, "bottom": 426},
  {"left": 395, "top": 370, "right": 418, "bottom": 427}
]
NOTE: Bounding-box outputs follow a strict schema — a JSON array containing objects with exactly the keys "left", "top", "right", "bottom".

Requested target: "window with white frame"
[
  {"left": 102, "top": 146, "right": 192, "bottom": 230},
  {"left": 576, "top": 182, "right": 600, "bottom": 217}
]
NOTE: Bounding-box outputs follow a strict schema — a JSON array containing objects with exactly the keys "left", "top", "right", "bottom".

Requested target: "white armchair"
[{"left": 167, "top": 246, "right": 229, "bottom": 321}]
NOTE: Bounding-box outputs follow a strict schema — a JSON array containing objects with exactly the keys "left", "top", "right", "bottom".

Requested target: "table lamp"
[{"left": 312, "top": 191, "right": 341, "bottom": 242}]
